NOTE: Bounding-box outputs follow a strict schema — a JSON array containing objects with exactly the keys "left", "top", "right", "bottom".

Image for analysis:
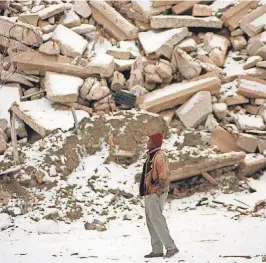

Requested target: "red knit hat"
[{"left": 149, "top": 132, "right": 164, "bottom": 148}]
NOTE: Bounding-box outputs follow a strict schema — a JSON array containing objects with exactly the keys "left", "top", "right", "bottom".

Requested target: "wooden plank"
[{"left": 202, "top": 172, "right": 218, "bottom": 185}]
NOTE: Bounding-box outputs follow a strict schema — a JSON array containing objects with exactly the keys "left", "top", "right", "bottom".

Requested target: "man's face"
[{"left": 147, "top": 137, "right": 155, "bottom": 150}]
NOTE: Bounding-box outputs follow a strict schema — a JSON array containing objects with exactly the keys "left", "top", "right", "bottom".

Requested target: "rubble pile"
[{"left": 0, "top": 1, "right": 266, "bottom": 191}]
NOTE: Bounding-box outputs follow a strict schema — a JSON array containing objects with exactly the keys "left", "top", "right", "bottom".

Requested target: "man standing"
[{"left": 139, "top": 132, "right": 179, "bottom": 259}]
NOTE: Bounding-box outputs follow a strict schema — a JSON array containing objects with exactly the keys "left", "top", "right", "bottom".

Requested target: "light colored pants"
[{"left": 145, "top": 193, "right": 177, "bottom": 253}]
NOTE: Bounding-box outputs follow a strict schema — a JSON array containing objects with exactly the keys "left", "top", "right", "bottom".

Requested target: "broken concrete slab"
[
  {"left": 221, "top": 1, "right": 259, "bottom": 31},
  {"left": 205, "top": 114, "right": 218, "bottom": 132},
  {"left": 192, "top": 4, "right": 212, "bottom": 17},
  {"left": 52, "top": 25, "right": 88, "bottom": 58},
  {"left": 176, "top": 91, "right": 212, "bottom": 129},
  {"left": 11, "top": 98, "right": 89, "bottom": 137},
  {"left": 106, "top": 48, "right": 131, "bottom": 60},
  {"left": 11, "top": 51, "right": 91, "bottom": 78},
  {"left": 204, "top": 33, "right": 230, "bottom": 67},
  {"left": 111, "top": 71, "right": 126, "bottom": 92},
  {"left": 59, "top": 11, "right": 81, "bottom": 28},
  {"left": 240, "top": 4, "right": 266, "bottom": 37},
  {"left": 152, "top": 0, "right": 179, "bottom": 8},
  {"left": 177, "top": 38, "right": 197, "bottom": 52},
  {"left": 151, "top": 15, "right": 223, "bottom": 29},
  {"left": 172, "top": 0, "right": 202, "bottom": 15},
  {"left": 87, "top": 54, "right": 115, "bottom": 78},
  {"left": 231, "top": 29, "right": 244, "bottom": 37},
  {"left": 230, "top": 36, "right": 247, "bottom": 51},
  {"left": 211, "top": 126, "right": 242, "bottom": 153},
  {"left": 243, "top": 56, "right": 263, "bottom": 70},
  {"left": 18, "top": 13, "right": 39, "bottom": 26},
  {"left": 72, "top": 24, "right": 96, "bottom": 35},
  {"left": 234, "top": 114, "right": 266, "bottom": 131},
  {"left": 238, "top": 76, "right": 266, "bottom": 99},
  {"left": 132, "top": 0, "right": 171, "bottom": 23},
  {"left": 37, "top": 3, "right": 66, "bottom": 20},
  {"left": 86, "top": 84, "right": 110, "bottom": 101},
  {"left": 172, "top": 47, "right": 202, "bottom": 80},
  {"left": 236, "top": 133, "right": 258, "bottom": 153},
  {"left": 137, "top": 75, "right": 221, "bottom": 113},
  {"left": 159, "top": 109, "right": 175, "bottom": 125},
  {"left": 74, "top": 0, "right": 92, "bottom": 19},
  {"left": 114, "top": 59, "right": 135, "bottom": 71},
  {"left": 89, "top": 0, "right": 139, "bottom": 40},
  {"left": 0, "top": 17, "right": 43, "bottom": 47},
  {"left": 39, "top": 41, "right": 60, "bottom": 56},
  {"left": 1, "top": 71, "right": 34, "bottom": 87},
  {"left": 171, "top": 151, "right": 246, "bottom": 181},
  {"left": 155, "top": 60, "right": 172, "bottom": 79},
  {"left": 238, "top": 153, "right": 266, "bottom": 177},
  {"left": 45, "top": 72, "right": 84, "bottom": 103},
  {"left": 213, "top": 103, "right": 227, "bottom": 119},
  {"left": 0, "top": 35, "right": 32, "bottom": 52},
  {"left": 138, "top": 28, "right": 189, "bottom": 59},
  {"left": 257, "top": 61, "right": 266, "bottom": 68},
  {"left": 258, "top": 139, "right": 266, "bottom": 153}
]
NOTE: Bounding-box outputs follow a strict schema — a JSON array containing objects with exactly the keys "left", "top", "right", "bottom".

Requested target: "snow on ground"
[{"left": 1, "top": 194, "right": 266, "bottom": 263}]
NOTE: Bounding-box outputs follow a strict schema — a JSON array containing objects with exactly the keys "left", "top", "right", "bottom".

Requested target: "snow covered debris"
[
  {"left": 52, "top": 25, "right": 88, "bottom": 58},
  {"left": 37, "top": 219, "right": 59, "bottom": 234},
  {"left": 45, "top": 72, "right": 84, "bottom": 103},
  {"left": 11, "top": 98, "right": 89, "bottom": 137},
  {"left": 0, "top": 213, "right": 13, "bottom": 231}
]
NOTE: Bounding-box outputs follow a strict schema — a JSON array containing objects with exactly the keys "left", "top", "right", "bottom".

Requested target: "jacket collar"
[{"left": 146, "top": 147, "right": 161, "bottom": 156}]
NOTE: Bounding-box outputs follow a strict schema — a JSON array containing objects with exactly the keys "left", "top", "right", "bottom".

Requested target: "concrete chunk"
[
  {"left": 152, "top": 0, "right": 179, "bottom": 8},
  {"left": 137, "top": 75, "right": 221, "bottom": 113},
  {"left": 221, "top": 1, "right": 259, "bottom": 31},
  {"left": 257, "top": 61, "right": 266, "bottom": 68},
  {"left": 89, "top": 0, "right": 138, "bottom": 40},
  {"left": 39, "top": 40, "right": 60, "bottom": 55},
  {"left": 74, "top": 0, "right": 92, "bottom": 19},
  {"left": 177, "top": 38, "right": 197, "bottom": 52},
  {"left": 115, "top": 59, "right": 135, "bottom": 71},
  {"left": 238, "top": 153, "right": 266, "bottom": 177},
  {"left": 240, "top": 5, "right": 266, "bottom": 37},
  {"left": 172, "top": 0, "right": 202, "bottom": 15},
  {"left": 132, "top": 0, "right": 171, "bottom": 23},
  {"left": 238, "top": 76, "right": 266, "bottom": 99},
  {"left": 234, "top": 114, "right": 266, "bottom": 131},
  {"left": 72, "top": 24, "right": 96, "bottom": 35},
  {"left": 176, "top": 91, "right": 212, "bottom": 129},
  {"left": 45, "top": 72, "right": 84, "bottom": 103},
  {"left": 138, "top": 28, "right": 189, "bottom": 59},
  {"left": 0, "top": 17, "right": 42, "bottom": 47},
  {"left": 213, "top": 103, "right": 227, "bottom": 119},
  {"left": 243, "top": 56, "right": 263, "bottom": 70},
  {"left": 211, "top": 126, "right": 242, "bottom": 153},
  {"left": 151, "top": 15, "right": 223, "bottom": 29},
  {"left": 87, "top": 54, "right": 115, "bottom": 78},
  {"left": 52, "top": 25, "right": 88, "bottom": 58},
  {"left": 172, "top": 47, "right": 201, "bottom": 79},
  {"left": 18, "top": 14, "right": 39, "bottom": 26},
  {"left": 10, "top": 51, "right": 91, "bottom": 78},
  {"left": 155, "top": 60, "right": 172, "bottom": 79},
  {"left": 230, "top": 36, "right": 247, "bottom": 51},
  {"left": 37, "top": 4, "right": 66, "bottom": 20},
  {"left": 258, "top": 139, "right": 266, "bottom": 153},
  {"left": 11, "top": 98, "right": 89, "bottom": 137},
  {"left": 204, "top": 33, "right": 230, "bottom": 67},
  {"left": 205, "top": 114, "right": 218, "bottom": 132},
  {"left": 106, "top": 48, "right": 131, "bottom": 60},
  {"left": 236, "top": 133, "right": 258, "bottom": 153},
  {"left": 59, "top": 11, "right": 81, "bottom": 28},
  {"left": 192, "top": 4, "right": 212, "bottom": 17}
]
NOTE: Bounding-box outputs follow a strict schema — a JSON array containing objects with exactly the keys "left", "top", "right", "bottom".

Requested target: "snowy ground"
[{"left": 1, "top": 192, "right": 266, "bottom": 263}]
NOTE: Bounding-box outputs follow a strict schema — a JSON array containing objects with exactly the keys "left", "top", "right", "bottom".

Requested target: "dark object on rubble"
[{"left": 113, "top": 91, "right": 136, "bottom": 107}]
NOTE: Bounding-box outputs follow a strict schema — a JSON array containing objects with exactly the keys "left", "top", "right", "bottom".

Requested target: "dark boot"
[
  {"left": 144, "top": 252, "right": 164, "bottom": 258},
  {"left": 163, "top": 248, "right": 179, "bottom": 259}
]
